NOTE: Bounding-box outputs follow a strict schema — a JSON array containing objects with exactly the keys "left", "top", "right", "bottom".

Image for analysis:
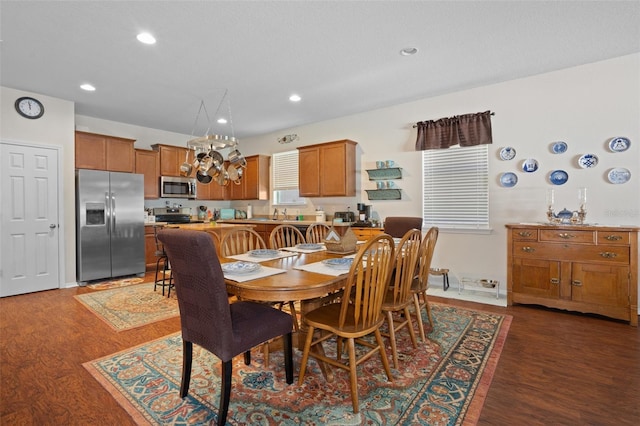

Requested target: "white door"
[{"left": 0, "top": 142, "right": 60, "bottom": 297}]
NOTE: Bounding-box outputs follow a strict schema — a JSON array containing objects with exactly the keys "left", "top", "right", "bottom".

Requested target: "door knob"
[{"left": 49, "top": 224, "right": 57, "bottom": 229}]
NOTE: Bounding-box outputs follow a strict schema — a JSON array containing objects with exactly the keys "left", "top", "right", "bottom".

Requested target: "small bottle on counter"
[{"left": 247, "top": 204, "right": 253, "bottom": 219}]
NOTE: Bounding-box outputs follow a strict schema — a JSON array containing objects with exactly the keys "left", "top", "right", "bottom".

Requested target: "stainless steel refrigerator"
[{"left": 76, "top": 169, "right": 145, "bottom": 283}]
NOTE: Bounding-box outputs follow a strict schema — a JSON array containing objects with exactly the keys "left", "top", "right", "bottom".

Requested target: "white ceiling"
[{"left": 2, "top": 1, "right": 639, "bottom": 140}]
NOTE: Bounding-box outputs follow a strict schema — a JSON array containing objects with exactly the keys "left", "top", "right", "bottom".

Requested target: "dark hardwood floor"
[{"left": 1, "top": 276, "right": 639, "bottom": 425}]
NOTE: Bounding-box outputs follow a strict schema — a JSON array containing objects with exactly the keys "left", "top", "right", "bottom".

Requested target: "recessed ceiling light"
[
  {"left": 136, "top": 32, "right": 156, "bottom": 45},
  {"left": 289, "top": 94, "right": 301, "bottom": 102},
  {"left": 80, "top": 83, "right": 96, "bottom": 91},
  {"left": 217, "top": 118, "right": 227, "bottom": 124},
  {"left": 400, "top": 47, "right": 418, "bottom": 56}
]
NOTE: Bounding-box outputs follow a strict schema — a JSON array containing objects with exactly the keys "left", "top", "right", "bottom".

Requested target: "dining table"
[{"left": 220, "top": 245, "right": 358, "bottom": 379}]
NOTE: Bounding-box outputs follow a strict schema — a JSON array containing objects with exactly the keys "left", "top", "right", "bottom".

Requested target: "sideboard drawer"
[
  {"left": 513, "top": 242, "right": 629, "bottom": 264},
  {"left": 540, "top": 229, "right": 595, "bottom": 244},
  {"left": 597, "top": 231, "right": 630, "bottom": 245},
  {"left": 512, "top": 228, "right": 538, "bottom": 241}
]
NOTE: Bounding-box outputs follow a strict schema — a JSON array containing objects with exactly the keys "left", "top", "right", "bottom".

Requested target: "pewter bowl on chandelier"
[{"left": 180, "top": 134, "right": 246, "bottom": 186}]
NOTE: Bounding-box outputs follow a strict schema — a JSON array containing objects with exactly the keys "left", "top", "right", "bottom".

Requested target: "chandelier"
[{"left": 180, "top": 90, "right": 245, "bottom": 186}]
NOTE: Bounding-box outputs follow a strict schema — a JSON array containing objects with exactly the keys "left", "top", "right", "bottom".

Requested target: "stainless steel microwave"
[{"left": 160, "top": 176, "right": 197, "bottom": 199}]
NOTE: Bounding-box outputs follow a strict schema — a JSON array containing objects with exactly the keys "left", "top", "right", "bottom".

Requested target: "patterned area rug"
[
  {"left": 84, "top": 303, "right": 511, "bottom": 424},
  {"left": 86, "top": 276, "right": 146, "bottom": 290},
  {"left": 75, "top": 283, "right": 179, "bottom": 331}
]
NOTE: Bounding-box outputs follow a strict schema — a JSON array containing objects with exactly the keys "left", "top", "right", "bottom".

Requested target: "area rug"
[
  {"left": 84, "top": 303, "right": 511, "bottom": 425},
  {"left": 86, "top": 276, "right": 147, "bottom": 290},
  {"left": 75, "top": 283, "right": 179, "bottom": 331}
]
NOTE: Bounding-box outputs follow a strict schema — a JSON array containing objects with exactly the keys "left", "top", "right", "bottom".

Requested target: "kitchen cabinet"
[
  {"left": 197, "top": 174, "right": 227, "bottom": 200},
  {"left": 151, "top": 144, "right": 189, "bottom": 177},
  {"left": 298, "top": 139, "right": 357, "bottom": 197},
  {"left": 144, "top": 225, "right": 160, "bottom": 271},
  {"left": 75, "top": 131, "right": 135, "bottom": 172},
  {"left": 228, "top": 155, "right": 270, "bottom": 200},
  {"left": 135, "top": 149, "right": 160, "bottom": 199},
  {"left": 351, "top": 227, "right": 383, "bottom": 241},
  {"left": 506, "top": 224, "right": 638, "bottom": 326}
]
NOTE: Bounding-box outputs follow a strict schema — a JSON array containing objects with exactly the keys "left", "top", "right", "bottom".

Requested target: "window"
[
  {"left": 422, "top": 144, "right": 489, "bottom": 231},
  {"left": 272, "top": 150, "right": 305, "bottom": 206}
]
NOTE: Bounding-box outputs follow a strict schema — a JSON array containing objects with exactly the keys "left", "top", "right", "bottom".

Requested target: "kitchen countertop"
[
  {"left": 145, "top": 222, "right": 255, "bottom": 230},
  {"left": 217, "top": 218, "right": 335, "bottom": 226}
]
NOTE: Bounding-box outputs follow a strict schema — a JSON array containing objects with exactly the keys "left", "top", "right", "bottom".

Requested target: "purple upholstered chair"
[
  {"left": 383, "top": 216, "right": 423, "bottom": 238},
  {"left": 157, "top": 229, "right": 294, "bottom": 426}
]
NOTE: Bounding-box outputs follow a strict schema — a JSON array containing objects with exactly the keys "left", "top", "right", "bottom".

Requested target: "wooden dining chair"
[
  {"left": 220, "top": 228, "right": 267, "bottom": 257},
  {"left": 305, "top": 223, "right": 331, "bottom": 244},
  {"left": 157, "top": 229, "right": 294, "bottom": 426},
  {"left": 411, "top": 227, "right": 440, "bottom": 342},
  {"left": 381, "top": 228, "right": 422, "bottom": 368},
  {"left": 298, "top": 234, "right": 395, "bottom": 414},
  {"left": 383, "top": 216, "right": 423, "bottom": 238},
  {"left": 269, "top": 224, "right": 305, "bottom": 249}
]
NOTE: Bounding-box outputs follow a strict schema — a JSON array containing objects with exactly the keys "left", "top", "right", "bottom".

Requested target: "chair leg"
[
  {"left": 412, "top": 293, "right": 427, "bottom": 342},
  {"left": 346, "top": 337, "right": 360, "bottom": 414},
  {"left": 283, "top": 332, "right": 293, "bottom": 384},
  {"left": 423, "top": 290, "right": 434, "bottom": 327},
  {"left": 180, "top": 340, "right": 193, "bottom": 398},
  {"left": 385, "top": 311, "right": 399, "bottom": 369},
  {"left": 374, "top": 329, "right": 393, "bottom": 382},
  {"left": 297, "top": 325, "right": 315, "bottom": 386},
  {"left": 218, "top": 360, "right": 232, "bottom": 426},
  {"left": 244, "top": 350, "right": 251, "bottom": 365},
  {"left": 403, "top": 306, "right": 418, "bottom": 349}
]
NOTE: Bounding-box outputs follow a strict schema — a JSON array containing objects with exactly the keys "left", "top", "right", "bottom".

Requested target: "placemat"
[
  {"left": 222, "top": 265, "right": 288, "bottom": 282},
  {"left": 293, "top": 261, "right": 350, "bottom": 277}
]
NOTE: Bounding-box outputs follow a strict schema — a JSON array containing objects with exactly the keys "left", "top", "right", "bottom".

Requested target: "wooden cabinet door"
[
  {"left": 298, "top": 147, "right": 321, "bottom": 197},
  {"left": 144, "top": 226, "right": 159, "bottom": 271},
  {"left": 106, "top": 138, "right": 135, "bottom": 172},
  {"left": 227, "top": 155, "right": 269, "bottom": 200},
  {"left": 154, "top": 144, "right": 188, "bottom": 177},
  {"left": 512, "top": 257, "right": 561, "bottom": 299},
  {"left": 321, "top": 142, "right": 354, "bottom": 196},
  {"left": 571, "top": 262, "right": 629, "bottom": 308},
  {"left": 135, "top": 149, "right": 160, "bottom": 199},
  {"left": 75, "top": 132, "right": 107, "bottom": 170}
]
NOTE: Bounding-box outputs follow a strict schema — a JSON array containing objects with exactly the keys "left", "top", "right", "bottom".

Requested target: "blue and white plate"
[
  {"left": 607, "top": 168, "right": 631, "bottom": 184},
  {"left": 499, "top": 147, "right": 516, "bottom": 161},
  {"left": 549, "top": 170, "right": 569, "bottom": 185},
  {"left": 522, "top": 158, "right": 539, "bottom": 173},
  {"left": 609, "top": 137, "right": 630, "bottom": 153},
  {"left": 551, "top": 141, "right": 568, "bottom": 154},
  {"left": 296, "top": 243, "right": 322, "bottom": 250},
  {"left": 249, "top": 249, "right": 280, "bottom": 258},
  {"left": 221, "top": 261, "right": 262, "bottom": 275},
  {"left": 578, "top": 154, "right": 598, "bottom": 169},
  {"left": 499, "top": 172, "right": 518, "bottom": 188},
  {"left": 322, "top": 258, "right": 354, "bottom": 270}
]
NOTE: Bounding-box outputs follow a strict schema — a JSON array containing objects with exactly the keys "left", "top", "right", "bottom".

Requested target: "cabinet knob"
[
  {"left": 557, "top": 233, "right": 575, "bottom": 239},
  {"left": 605, "top": 235, "right": 622, "bottom": 241},
  {"left": 521, "top": 246, "right": 535, "bottom": 253},
  {"left": 599, "top": 251, "right": 618, "bottom": 258},
  {"left": 517, "top": 231, "right": 532, "bottom": 237},
  {"left": 572, "top": 280, "right": 583, "bottom": 286},
  {"left": 550, "top": 278, "right": 559, "bottom": 284}
]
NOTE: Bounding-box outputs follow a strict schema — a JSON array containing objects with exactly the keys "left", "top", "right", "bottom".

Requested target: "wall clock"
[{"left": 15, "top": 96, "right": 44, "bottom": 119}]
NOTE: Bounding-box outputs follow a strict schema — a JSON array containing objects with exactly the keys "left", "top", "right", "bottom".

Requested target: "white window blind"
[
  {"left": 272, "top": 150, "right": 305, "bottom": 205},
  {"left": 422, "top": 144, "right": 489, "bottom": 230}
]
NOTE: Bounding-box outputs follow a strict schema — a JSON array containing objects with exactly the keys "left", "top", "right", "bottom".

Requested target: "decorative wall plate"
[
  {"left": 549, "top": 170, "right": 569, "bottom": 185},
  {"left": 499, "top": 172, "right": 518, "bottom": 187},
  {"left": 521, "top": 158, "right": 539, "bottom": 173},
  {"left": 551, "top": 141, "right": 568, "bottom": 154},
  {"left": 609, "top": 137, "right": 630, "bottom": 152},
  {"left": 607, "top": 168, "right": 631, "bottom": 184},
  {"left": 499, "top": 147, "right": 516, "bottom": 161},
  {"left": 578, "top": 154, "right": 598, "bottom": 168}
]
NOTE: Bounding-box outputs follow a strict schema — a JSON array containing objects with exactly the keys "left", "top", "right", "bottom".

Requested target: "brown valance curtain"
[{"left": 415, "top": 110, "right": 493, "bottom": 150}]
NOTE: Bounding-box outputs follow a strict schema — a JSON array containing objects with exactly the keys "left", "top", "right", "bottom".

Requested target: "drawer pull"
[
  {"left": 605, "top": 235, "right": 622, "bottom": 241},
  {"left": 557, "top": 233, "right": 575, "bottom": 239},
  {"left": 572, "top": 280, "right": 582, "bottom": 286},
  {"left": 599, "top": 252, "right": 618, "bottom": 258},
  {"left": 517, "top": 231, "right": 532, "bottom": 237},
  {"left": 521, "top": 246, "right": 535, "bottom": 253},
  {"left": 550, "top": 278, "right": 559, "bottom": 285}
]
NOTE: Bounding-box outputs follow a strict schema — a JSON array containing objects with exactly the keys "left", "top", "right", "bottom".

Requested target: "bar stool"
[
  {"left": 153, "top": 226, "right": 173, "bottom": 297},
  {"left": 429, "top": 268, "right": 449, "bottom": 291}
]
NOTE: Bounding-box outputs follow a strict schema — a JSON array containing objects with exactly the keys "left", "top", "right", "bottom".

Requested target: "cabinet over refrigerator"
[{"left": 76, "top": 169, "right": 145, "bottom": 283}]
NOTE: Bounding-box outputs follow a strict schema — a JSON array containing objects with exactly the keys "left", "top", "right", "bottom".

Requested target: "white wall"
[
  {"left": 0, "top": 87, "right": 75, "bottom": 286},
  {"left": 240, "top": 53, "right": 640, "bottom": 292},
  {"left": 2, "top": 53, "right": 638, "bottom": 295}
]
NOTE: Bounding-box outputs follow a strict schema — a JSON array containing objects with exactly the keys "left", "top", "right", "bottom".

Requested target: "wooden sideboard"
[{"left": 506, "top": 223, "right": 638, "bottom": 326}]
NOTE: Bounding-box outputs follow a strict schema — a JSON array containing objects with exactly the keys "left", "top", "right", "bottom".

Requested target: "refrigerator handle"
[
  {"left": 111, "top": 192, "right": 116, "bottom": 232},
  {"left": 105, "top": 191, "right": 111, "bottom": 234}
]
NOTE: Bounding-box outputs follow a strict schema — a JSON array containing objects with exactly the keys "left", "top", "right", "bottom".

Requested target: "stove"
[{"left": 153, "top": 207, "right": 193, "bottom": 224}]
